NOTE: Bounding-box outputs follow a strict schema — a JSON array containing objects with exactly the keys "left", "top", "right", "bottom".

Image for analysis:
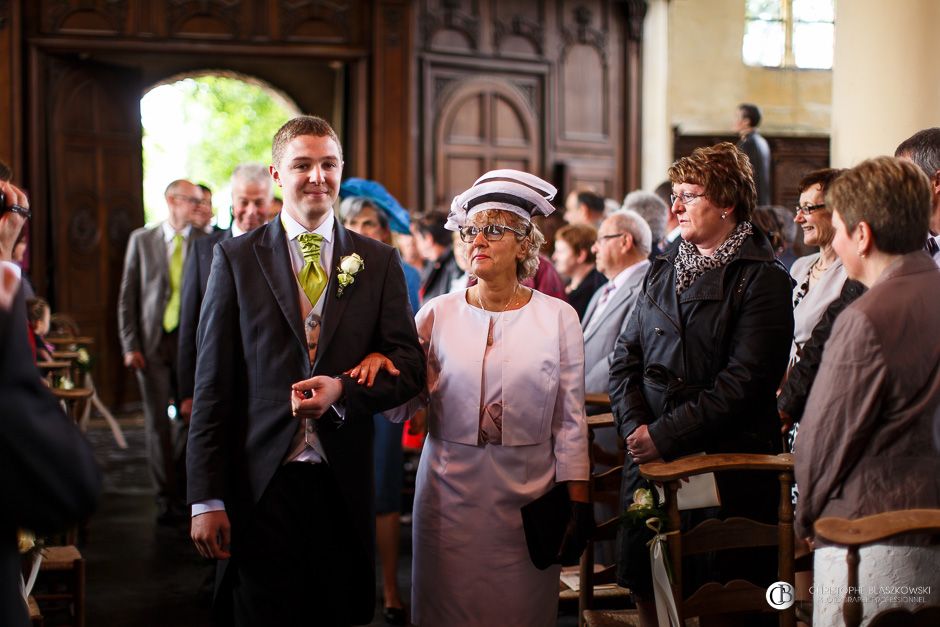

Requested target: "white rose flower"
[{"left": 340, "top": 253, "right": 364, "bottom": 275}]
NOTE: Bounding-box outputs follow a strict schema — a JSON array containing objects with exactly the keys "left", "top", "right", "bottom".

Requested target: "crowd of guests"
[{"left": 3, "top": 119, "right": 939, "bottom": 627}]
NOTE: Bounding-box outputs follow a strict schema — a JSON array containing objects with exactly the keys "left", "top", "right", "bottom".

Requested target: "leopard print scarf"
[{"left": 674, "top": 221, "right": 753, "bottom": 295}]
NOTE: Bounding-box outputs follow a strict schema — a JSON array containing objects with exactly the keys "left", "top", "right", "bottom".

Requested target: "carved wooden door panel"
[
  {"left": 432, "top": 77, "right": 540, "bottom": 212},
  {"left": 47, "top": 57, "right": 144, "bottom": 406}
]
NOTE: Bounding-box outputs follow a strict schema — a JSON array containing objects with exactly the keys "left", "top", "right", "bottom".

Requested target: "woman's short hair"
[
  {"left": 555, "top": 223, "right": 598, "bottom": 264},
  {"left": 471, "top": 209, "right": 545, "bottom": 281},
  {"left": 826, "top": 156, "right": 931, "bottom": 255},
  {"left": 667, "top": 142, "right": 757, "bottom": 222},
  {"left": 798, "top": 168, "right": 846, "bottom": 195},
  {"left": 339, "top": 197, "right": 389, "bottom": 230}
]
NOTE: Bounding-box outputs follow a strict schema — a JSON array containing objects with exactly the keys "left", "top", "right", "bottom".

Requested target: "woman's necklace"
[{"left": 477, "top": 283, "right": 519, "bottom": 347}]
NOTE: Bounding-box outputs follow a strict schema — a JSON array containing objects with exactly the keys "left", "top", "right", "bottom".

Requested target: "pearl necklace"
[{"left": 477, "top": 283, "right": 519, "bottom": 347}]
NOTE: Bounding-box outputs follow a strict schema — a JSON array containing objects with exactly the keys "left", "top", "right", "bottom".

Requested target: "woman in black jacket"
[{"left": 609, "top": 142, "right": 793, "bottom": 626}]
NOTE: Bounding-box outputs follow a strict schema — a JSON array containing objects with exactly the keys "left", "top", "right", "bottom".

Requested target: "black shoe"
[{"left": 382, "top": 606, "right": 406, "bottom": 626}]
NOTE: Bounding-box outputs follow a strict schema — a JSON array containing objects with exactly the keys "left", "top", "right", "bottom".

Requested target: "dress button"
[{"left": 654, "top": 327, "right": 664, "bottom": 336}]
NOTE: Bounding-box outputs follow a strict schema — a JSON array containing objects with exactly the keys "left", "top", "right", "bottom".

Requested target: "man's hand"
[
  {"left": 625, "top": 424, "right": 661, "bottom": 464},
  {"left": 291, "top": 375, "right": 344, "bottom": 420},
  {"left": 345, "top": 352, "right": 399, "bottom": 387},
  {"left": 123, "top": 351, "right": 146, "bottom": 370},
  {"left": 180, "top": 397, "right": 193, "bottom": 424},
  {"left": 191, "top": 510, "right": 231, "bottom": 559}
]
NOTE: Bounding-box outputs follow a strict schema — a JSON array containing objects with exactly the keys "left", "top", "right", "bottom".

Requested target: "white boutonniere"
[{"left": 336, "top": 253, "right": 364, "bottom": 298}]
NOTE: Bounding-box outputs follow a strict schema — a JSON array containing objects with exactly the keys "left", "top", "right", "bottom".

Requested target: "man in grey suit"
[
  {"left": 118, "top": 179, "right": 205, "bottom": 523},
  {"left": 583, "top": 209, "right": 652, "bottom": 406},
  {"left": 582, "top": 209, "right": 652, "bottom": 563}
]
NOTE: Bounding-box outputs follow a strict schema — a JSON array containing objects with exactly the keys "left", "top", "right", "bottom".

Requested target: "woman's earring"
[{"left": 720, "top": 212, "right": 727, "bottom": 220}]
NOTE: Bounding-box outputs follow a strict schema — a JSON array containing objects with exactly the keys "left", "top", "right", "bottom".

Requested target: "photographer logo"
[{"left": 766, "top": 581, "right": 795, "bottom": 610}]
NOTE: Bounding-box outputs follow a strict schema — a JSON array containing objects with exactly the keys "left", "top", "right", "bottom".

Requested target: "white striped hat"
[{"left": 445, "top": 169, "right": 557, "bottom": 231}]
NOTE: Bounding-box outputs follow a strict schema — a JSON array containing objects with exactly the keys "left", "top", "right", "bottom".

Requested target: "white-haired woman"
[{"left": 360, "top": 170, "right": 591, "bottom": 625}]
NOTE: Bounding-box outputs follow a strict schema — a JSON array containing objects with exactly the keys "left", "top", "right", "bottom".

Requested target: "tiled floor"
[{"left": 80, "top": 413, "right": 582, "bottom": 626}]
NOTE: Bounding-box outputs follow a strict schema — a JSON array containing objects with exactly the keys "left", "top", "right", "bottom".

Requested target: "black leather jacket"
[{"left": 610, "top": 228, "right": 794, "bottom": 461}]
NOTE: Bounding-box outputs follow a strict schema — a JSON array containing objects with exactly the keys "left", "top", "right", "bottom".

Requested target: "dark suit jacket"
[
  {"left": 186, "top": 216, "right": 425, "bottom": 623},
  {"left": 738, "top": 130, "right": 772, "bottom": 205},
  {"left": 567, "top": 268, "right": 607, "bottom": 321},
  {"left": 419, "top": 248, "right": 462, "bottom": 304},
  {"left": 1, "top": 288, "right": 101, "bottom": 627},
  {"left": 177, "top": 228, "right": 232, "bottom": 400}
]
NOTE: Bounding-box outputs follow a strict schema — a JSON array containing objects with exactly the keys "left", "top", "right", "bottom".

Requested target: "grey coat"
[
  {"left": 582, "top": 261, "right": 648, "bottom": 396},
  {"left": 117, "top": 223, "right": 204, "bottom": 357}
]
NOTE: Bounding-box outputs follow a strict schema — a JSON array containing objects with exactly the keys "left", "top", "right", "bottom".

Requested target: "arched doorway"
[
  {"left": 141, "top": 71, "right": 301, "bottom": 226},
  {"left": 31, "top": 51, "right": 353, "bottom": 407}
]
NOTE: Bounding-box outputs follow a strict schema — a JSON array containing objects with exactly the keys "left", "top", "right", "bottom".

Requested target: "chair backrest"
[
  {"left": 576, "top": 412, "right": 627, "bottom": 626},
  {"left": 640, "top": 453, "right": 796, "bottom": 627},
  {"left": 813, "top": 509, "right": 940, "bottom": 627}
]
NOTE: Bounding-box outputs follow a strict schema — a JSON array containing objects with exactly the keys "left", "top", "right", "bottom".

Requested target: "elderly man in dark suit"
[
  {"left": 187, "top": 116, "right": 425, "bottom": 626},
  {"left": 177, "top": 163, "right": 273, "bottom": 423},
  {"left": 118, "top": 179, "right": 205, "bottom": 523},
  {"left": 1, "top": 181, "right": 101, "bottom": 627}
]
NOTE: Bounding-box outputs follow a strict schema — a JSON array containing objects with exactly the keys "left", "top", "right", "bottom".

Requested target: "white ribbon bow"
[{"left": 646, "top": 517, "right": 681, "bottom": 627}]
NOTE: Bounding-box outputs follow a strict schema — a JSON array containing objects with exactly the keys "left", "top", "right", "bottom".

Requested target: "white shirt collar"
[
  {"left": 231, "top": 222, "right": 246, "bottom": 238},
  {"left": 280, "top": 209, "right": 335, "bottom": 243},
  {"left": 608, "top": 258, "right": 650, "bottom": 292},
  {"left": 161, "top": 221, "right": 192, "bottom": 243}
]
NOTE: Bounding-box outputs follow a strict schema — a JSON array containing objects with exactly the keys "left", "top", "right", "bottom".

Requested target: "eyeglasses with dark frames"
[
  {"left": 670, "top": 192, "right": 705, "bottom": 206},
  {"left": 596, "top": 232, "right": 626, "bottom": 243},
  {"left": 795, "top": 203, "right": 826, "bottom": 215},
  {"left": 458, "top": 223, "right": 530, "bottom": 243}
]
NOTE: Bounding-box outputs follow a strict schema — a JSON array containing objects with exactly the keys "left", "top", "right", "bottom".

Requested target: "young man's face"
[{"left": 271, "top": 134, "right": 343, "bottom": 229}]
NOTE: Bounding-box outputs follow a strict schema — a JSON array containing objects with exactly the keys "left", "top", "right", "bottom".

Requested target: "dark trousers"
[
  {"left": 223, "top": 463, "right": 372, "bottom": 627},
  {"left": 136, "top": 329, "right": 186, "bottom": 512}
]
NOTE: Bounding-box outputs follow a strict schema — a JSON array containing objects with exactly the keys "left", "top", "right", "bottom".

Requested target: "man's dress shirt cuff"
[{"left": 191, "top": 499, "right": 225, "bottom": 517}]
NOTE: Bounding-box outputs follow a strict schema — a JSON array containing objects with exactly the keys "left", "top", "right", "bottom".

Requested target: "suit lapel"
[
  {"left": 583, "top": 277, "right": 636, "bottom": 342},
  {"left": 581, "top": 288, "right": 604, "bottom": 336},
  {"left": 313, "top": 221, "right": 354, "bottom": 372},
  {"left": 254, "top": 218, "right": 307, "bottom": 351},
  {"left": 150, "top": 226, "right": 169, "bottom": 280}
]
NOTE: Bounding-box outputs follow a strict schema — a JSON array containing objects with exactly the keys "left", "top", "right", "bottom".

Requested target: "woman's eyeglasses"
[
  {"left": 458, "top": 223, "right": 529, "bottom": 243},
  {"left": 670, "top": 192, "right": 705, "bottom": 206},
  {"left": 795, "top": 203, "right": 825, "bottom": 216}
]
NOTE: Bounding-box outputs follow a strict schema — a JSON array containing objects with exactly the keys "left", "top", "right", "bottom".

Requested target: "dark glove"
[{"left": 558, "top": 501, "right": 595, "bottom": 565}]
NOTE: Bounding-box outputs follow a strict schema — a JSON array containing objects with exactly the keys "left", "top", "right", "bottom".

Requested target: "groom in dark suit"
[{"left": 187, "top": 116, "right": 424, "bottom": 626}]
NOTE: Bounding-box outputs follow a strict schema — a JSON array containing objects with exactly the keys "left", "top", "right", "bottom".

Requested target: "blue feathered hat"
[{"left": 339, "top": 178, "right": 411, "bottom": 235}]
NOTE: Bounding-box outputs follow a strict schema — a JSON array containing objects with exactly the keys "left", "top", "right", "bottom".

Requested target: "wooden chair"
[
  {"left": 43, "top": 326, "right": 127, "bottom": 448},
  {"left": 813, "top": 509, "right": 940, "bottom": 627},
  {"left": 557, "top": 411, "right": 634, "bottom": 626},
  {"left": 50, "top": 387, "right": 94, "bottom": 424},
  {"left": 580, "top": 453, "right": 797, "bottom": 626},
  {"left": 628, "top": 453, "right": 796, "bottom": 627},
  {"left": 27, "top": 595, "right": 44, "bottom": 626},
  {"left": 33, "top": 545, "right": 85, "bottom": 627}
]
